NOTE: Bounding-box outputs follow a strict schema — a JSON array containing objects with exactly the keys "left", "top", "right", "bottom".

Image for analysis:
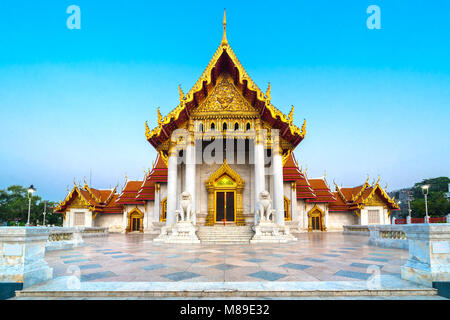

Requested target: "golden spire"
[{"left": 221, "top": 9, "right": 228, "bottom": 46}]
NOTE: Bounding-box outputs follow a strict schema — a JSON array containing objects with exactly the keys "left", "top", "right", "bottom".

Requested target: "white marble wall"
[
  {"left": 327, "top": 211, "right": 358, "bottom": 231},
  {"left": 63, "top": 208, "right": 92, "bottom": 228},
  {"left": 94, "top": 213, "right": 123, "bottom": 233}
]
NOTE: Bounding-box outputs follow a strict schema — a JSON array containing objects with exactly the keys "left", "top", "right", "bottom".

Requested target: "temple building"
[{"left": 54, "top": 12, "right": 399, "bottom": 240}]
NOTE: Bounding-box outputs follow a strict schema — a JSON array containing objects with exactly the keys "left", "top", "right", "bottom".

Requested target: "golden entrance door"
[
  {"left": 311, "top": 216, "right": 321, "bottom": 230},
  {"left": 131, "top": 217, "right": 141, "bottom": 232},
  {"left": 308, "top": 207, "right": 324, "bottom": 231},
  {"left": 127, "top": 208, "right": 144, "bottom": 233},
  {"left": 215, "top": 191, "right": 235, "bottom": 222}
]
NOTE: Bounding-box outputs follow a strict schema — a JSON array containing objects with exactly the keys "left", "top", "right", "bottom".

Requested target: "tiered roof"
[
  {"left": 282, "top": 153, "right": 335, "bottom": 203},
  {"left": 115, "top": 153, "right": 168, "bottom": 204},
  {"left": 54, "top": 182, "right": 122, "bottom": 214},
  {"left": 330, "top": 178, "right": 400, "bottom": 212},
  {"left": 145, "top": 10, "right": 306, "bottom": 150},
  {"left": 115, "top": 180, "right": 145, "bottom": 205}
]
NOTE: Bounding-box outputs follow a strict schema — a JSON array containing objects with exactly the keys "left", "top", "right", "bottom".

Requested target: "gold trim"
[
  {"left": 126, "top": 207, "right": 144, "bottom": 233},
  {"left": 308, "top": 204, "right": 326, "bottom": 232},
  {"left": 146, "top": 15, "right": 306, "bottom": 144},
  {"left": 205, "top": 159, "right": 245, "bottom": 226},
  {"left": 284, "top": 196, "right": 291, "bottom": 221},
  {"left": 160, "top": 197, "right": 167, "bottom": 222}
]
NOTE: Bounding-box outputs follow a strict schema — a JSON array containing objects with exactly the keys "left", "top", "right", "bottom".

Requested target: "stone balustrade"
[
  {"left": 77, "top": 227, "right": 109, "bottom": 238},
  {"left": 368, "top": 225, "right": 408, "bottom": 250},
  {"left": 46, "top": 227, "right": 84, "bottom": 251},
  {"left": 342, "top": 225, "right": 370, "bottom": 236}
]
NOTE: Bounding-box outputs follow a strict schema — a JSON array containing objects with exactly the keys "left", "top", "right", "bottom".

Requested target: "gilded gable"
[
  {"left": 192, "top": 75, "right": 258, "bottom": 118},
  {"left": 365, "top": 191, "right": 387, "bottom": 207},
  {"left": 67, "top": 194, "right": 90, "bottom": 210}
]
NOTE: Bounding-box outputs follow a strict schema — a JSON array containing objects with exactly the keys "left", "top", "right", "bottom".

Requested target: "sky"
[{"left": 0, "top": 0, "right": 449, "bottom": 201}]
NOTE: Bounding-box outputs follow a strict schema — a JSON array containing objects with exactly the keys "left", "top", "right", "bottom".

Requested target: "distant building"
[
  {"left": 446, "top": 183, "right": 450, "bottom": 200},
  {"left": 389, "top": 188, "right": 413, "bottom": 218}
]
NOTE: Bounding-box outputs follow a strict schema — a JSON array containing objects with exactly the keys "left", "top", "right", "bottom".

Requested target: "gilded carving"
[{"left": 192, "top": 75, "right": 258, "bottom": 117}]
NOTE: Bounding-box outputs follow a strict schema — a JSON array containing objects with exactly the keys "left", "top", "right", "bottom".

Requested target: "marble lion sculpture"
[
  {"left": 256, "top": 190, "right": 274, "bottom": 222},
  {"left": 176, "top": 191, "right": 193, "bottom": 222}
]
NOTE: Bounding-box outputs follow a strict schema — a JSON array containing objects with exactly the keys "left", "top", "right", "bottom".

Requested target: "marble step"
[{"left": 14, "top": 277, "right": 439, "bottom": 298}]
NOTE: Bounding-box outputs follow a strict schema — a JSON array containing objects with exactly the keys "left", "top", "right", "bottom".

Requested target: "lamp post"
[
  {"left": 26, "top": 185, "right": 36, "bottom": 226},
  {"left": 421, "top": 184, "right": 430, "bottom": 223},
  {"left": 42, "top": 201, "right": 47, "bottom": 226},
  {"left": 407, "top": 192, "right": 413, "bottom": 222}
]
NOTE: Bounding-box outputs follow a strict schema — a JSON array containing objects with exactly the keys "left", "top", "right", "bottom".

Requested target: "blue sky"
[{"left": 0, "top": 0, "right": 449, "bottom": 201}]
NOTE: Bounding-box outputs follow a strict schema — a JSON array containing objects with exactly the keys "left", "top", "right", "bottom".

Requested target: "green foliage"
[
  {"left": 409, "top": 177, "right": 450, "bottom": 218},
  {"left": 0, "top": 185, "right": 63, "bottom": 226}
]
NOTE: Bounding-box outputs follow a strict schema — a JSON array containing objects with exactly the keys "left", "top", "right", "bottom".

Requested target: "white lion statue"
[
  {"left": 176, "top": 191, "right": 193, "bottom": 222},
  {"left": 256, "top": 190, "right": 275, "bottom": 222}
]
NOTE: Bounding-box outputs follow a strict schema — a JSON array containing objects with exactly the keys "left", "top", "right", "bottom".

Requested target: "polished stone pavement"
[{"left": 44, "top": 232, "right": 408, "bottom": 283}]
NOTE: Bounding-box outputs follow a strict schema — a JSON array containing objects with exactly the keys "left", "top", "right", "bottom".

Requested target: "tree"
[
  {"left": 409, "top": 177, "right": 450, "bottom": 218},
  {"left": 0, "top": 185, "right": 63, "bottom": 226}
]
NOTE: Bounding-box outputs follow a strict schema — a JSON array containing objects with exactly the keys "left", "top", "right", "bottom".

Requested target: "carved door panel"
[
  {"left": 226, "top": 192, "right": 235, "bottom": 222},
  {"left": 216, "top": 192, "right": 225, "bottom": 222}
]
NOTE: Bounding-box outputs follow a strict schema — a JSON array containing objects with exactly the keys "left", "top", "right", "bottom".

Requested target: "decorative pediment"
[
  {"left": 365, "top": 191, "right": 387, "bottom": 207},
  {"left": 205, "top": 159, "right": 245, "bottom": 190},
  {"left": 67, "top": 193, "right": 91, "bottom": 210},
  {"left": 191, "top": 75, "right": 258, "bottom": 118}
]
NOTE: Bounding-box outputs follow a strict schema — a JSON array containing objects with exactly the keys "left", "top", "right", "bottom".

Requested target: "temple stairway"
[{"left": 196, "top": 225, "right": 254, "bottom": 244}]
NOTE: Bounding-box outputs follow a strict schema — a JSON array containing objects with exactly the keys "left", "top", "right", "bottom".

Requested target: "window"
[
  {"left": 210, "top": 122, "right": 215, "bottom": 131},
  {"left": 222, "top": 122, "right": 227, "bottom": 131},
  {"left": 284, "top": 197, "right": 291, "bottom": 221},
  {"left": 74, "top": 212, "right": 85, "bottom": 226},
  {"left": 246, "top": 122, "right": 251, "bottom": 131},
  {"left": 234, "top": 122, "right": 239, "bottom": 131},
  {"left": 199, "top": 123, "right": 203, "bottom": 132},
  {"left": 160, "top": 197, "right": 167, "bottom": 222},
  {"left": 368, "top": 210, "right": 380, "bottom": 224}
]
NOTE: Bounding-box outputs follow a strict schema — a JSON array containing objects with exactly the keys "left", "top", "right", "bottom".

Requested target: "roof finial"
[{"left": 221, "top": 9, "right": 228, "bottom": 46}]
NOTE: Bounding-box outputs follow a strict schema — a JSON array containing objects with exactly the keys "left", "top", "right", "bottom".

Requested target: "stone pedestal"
[
  {"left": 153, "top": 222, "right": 200, "bottom": 244},
  {"left": 401, "top": 224, "right": 450, "bottom": 287},
  {"left": 250, "top": 221, "right": 297, "bottom": 243},
  {"left": 0, "top": 227, "right": 53, "bottom": 298}
]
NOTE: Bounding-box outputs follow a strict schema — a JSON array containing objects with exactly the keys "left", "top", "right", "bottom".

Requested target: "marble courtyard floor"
[{"left": 45, "top": 232, "right": 407, "bottom": 283}]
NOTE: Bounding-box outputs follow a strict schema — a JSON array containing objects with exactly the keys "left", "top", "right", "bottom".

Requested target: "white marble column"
[
  {"left": 253, "top": 120, "right": 265, "bottom": 225},
  {"left": 185, "top": 122, "right": 196, "bottom": 224},
  {"left": 154, "top": 183, "right": 161, "bottom": 222},
  {"left": 272, "top": 143, "right": 285, "bottom": 226},
  {"left": 290, "top": 182, "right": 296, "bottom": 221},
  {"left": 166, "top": 142, "right": 178, "bottom": 226}
]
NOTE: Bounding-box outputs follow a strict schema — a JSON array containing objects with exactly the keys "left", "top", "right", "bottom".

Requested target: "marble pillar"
[
  {"left": 166, "top": 142, "right": 178, "bottom": 227},
  {"left": 401, "top": 224, "right": 450, "bottom": 287},
  {"left": 185, "top": 122, "right": 196, "bottom": 225},
  {"left": 0, "top": 227, "right": 53, "bottom": 293},
  {"left": 272, "top": 145, "right": 285, "bottom": 226},
  {"left": 253, "top": 122, "right": 265, "bottom": 225}
]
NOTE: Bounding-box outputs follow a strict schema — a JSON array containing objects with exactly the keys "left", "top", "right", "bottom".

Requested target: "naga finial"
[
  {"left": 157, "top": 107, "right": 163, "bottom": 125},
  {"left": 288, "top": 105, "right": 294, "bottom": 122},
  {"left": 301, "top": 118, "right": 306, "bottom": 136},
  {"left": 178, "top": 85, "right": 185, "bottom": 102},
  {"left": 265, "top": 82, "right": 271, "bottom": 101},
  {"left": 145, "top": 120, "right": 150, "bottom": 138}
]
